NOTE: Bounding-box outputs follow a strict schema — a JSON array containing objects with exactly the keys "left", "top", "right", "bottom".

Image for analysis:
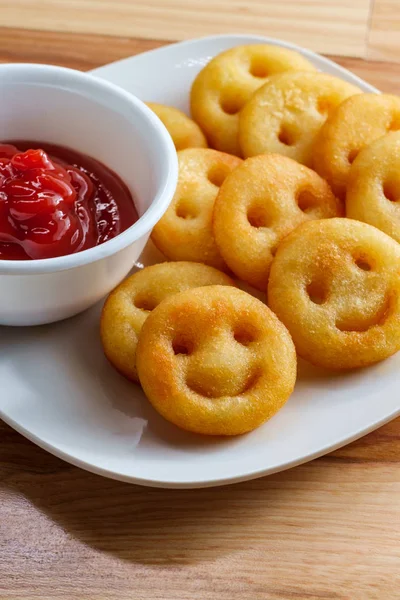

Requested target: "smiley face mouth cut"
[
  {"left": 335, "top": 293, "right": 394, "bottom": 333},
  {"left": 186, "top": 368, "right": 262, "bottom": 399}
]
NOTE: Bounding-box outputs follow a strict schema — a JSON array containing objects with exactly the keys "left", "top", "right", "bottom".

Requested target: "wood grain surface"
[
  {"left": 0, "top": 0, "right": 372, "bottom": 57},
  {"left": 3, "top": 0, "right": 400, "bottom": 61},
  {"left": 1, "top": 28, "right": 400, "bottom": 600},
  {"left": 369, "top": 0, "right": 400, "bottom": 60}
]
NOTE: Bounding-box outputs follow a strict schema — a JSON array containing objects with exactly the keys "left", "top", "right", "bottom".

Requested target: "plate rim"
[
  {"left": 91, "top": 33, "right": 379, "bottom": 94},
  {"left": 1, "top": 403, "right": 399, "bottom": 489},
  {"left": 2, "top": 34, "right": 397, "bottom": 489}
]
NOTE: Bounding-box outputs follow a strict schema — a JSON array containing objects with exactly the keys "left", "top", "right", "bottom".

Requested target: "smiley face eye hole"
[
  {"left": 176, "top": 198, "right": 199, "bottom": 220},
  {"left": 278, "top": 123, "right": 297, "bottom": 146},
  {"left": 249, "top": 57, "right": 269, "bottom": 78},
  {"left": 383, "top": 181, "right": 399, "bottom": 203},
  {"left": 233, "top": 327, "right": 256, "bottom": 346},
  {"left": 306, "top": 280, "right": 328, "bottom": 305},
  {"left": 348, "top": 148, "right": 359, "bottom": 164},
  {"left": 220, "top": 95, "right": 243, "bottom": 115},
  {"left": 208, "top": 163, "right": 230, "bottom": 187},
  {"left": 247, "top": 204, "right": 271, "bottom": 228},
  {"left": 354, "top": 257, "right": 372, "bottom": 271},
  {"left": 134, "top": 294, "right": 158, "bottom": 312},
  {"left": 297, "top": 189, "right": 318, "bottom": 213},
  {"left": 172, "top": 338, "right": 193, "bottom": 356}
]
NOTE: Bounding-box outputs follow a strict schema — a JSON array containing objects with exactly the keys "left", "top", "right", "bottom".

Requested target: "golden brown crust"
[
  {"left": 268, "top": 218, "right": 400, "bottom": 370},
  {"left": 239, "top": 71, "right": 361, "bottom": 165},
  {"left": 100, "top": 262, "right": 235, "bottom": 382},
  {"left": 151, "top": 148, "right": 242, "bottom": 270},
  {"left": 314, "top": 94, "right": 400, "bottom": 200},
  {"left": 190, "top": 44, "right": 316, "bottom": 156},
  {"left": 147, "top": 102, "right": 207, "bottom": 150},
  {"left": 213, "top": 154, "right": 342, "bottom": 291},
  {"left": 346, "top": 131, "right": 400, "bottom": 243},
  {"left": 136, "top": 285, "right": 296, "bottom": 435}
]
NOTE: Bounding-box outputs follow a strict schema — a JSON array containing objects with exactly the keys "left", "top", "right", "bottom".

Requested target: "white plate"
[{"left": 1, "top": 35, "right": 398, "bottom": 489}]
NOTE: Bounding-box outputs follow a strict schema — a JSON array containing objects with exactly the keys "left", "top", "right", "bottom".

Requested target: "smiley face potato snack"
[
  {"left": 213, "top": 154, "right": 342, "bottom": 290},
  {"left": 151, "top": 148, "right": 242, "bottom": 270},
  {"left": 346, "top": 131, "right": 400, "bottom": 244},
  {"left": 147, "top": 102, "right": 208, "bottom": 151},
  {"left": 239, "top": 71, "right": 360, "bottom": 165},
  {"left": 190, "top": 44, "right": 316, "bottom": 156},
  {"left": 100, "top": 41, "right": 400, "bottom": 440},
  {"left": 268, "top": 218, "right": 400, "bottom": 370},
  {"left": 101, "top": 261, "right": 235, "bottom": 382},
  {"left": 314, "top": 94, "right": 400, "bottom": 199},
  {"left": 136, "top": 285, "right": 297, "bottom": 435}
]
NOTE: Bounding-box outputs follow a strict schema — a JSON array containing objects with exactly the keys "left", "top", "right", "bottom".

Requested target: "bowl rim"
[{"left": 0, "top": 63, "right": 178, "bottom": 275}]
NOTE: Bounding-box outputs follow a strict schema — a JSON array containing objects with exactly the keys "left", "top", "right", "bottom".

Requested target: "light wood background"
[
  {"left": 1, "top": 3, "right": 400, "bottom": 599},
  {"left": 0, "top": 0, "right": 399, "bottom": 60}
]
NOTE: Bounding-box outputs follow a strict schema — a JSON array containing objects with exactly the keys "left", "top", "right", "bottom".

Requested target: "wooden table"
[{"left": 1, "top": 24, "right": 400, "bottom": 600}]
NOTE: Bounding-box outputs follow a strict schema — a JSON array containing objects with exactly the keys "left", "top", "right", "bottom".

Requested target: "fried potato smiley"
[
  {"left": 136, "top": 285, "right": 297, "bottom": 435},
  {"left": 213, "top": 154, "right": 342, "bottom": 291},
  {"left": 101, "top": 262, "right": 235, "bottom": 382},
  {"left": 151, "top": 148, "right": 242, "bottom": 270},
  {"left": 346, "top": 131, "right": 400, "bottom": 244},
  {"left": 268, "top": 218, "right": 400, "bottom": 370},
  {"left": 190, "top": 44, "right": 316, "bottom": 156}
]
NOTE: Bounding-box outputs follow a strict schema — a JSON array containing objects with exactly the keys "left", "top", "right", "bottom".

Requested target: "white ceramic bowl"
[{"left": 0, "top": 63, "right": 178, "bottom": 326}]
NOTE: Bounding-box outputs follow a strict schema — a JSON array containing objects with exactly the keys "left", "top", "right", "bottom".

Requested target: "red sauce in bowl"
[{"left": 0, "top": 141, "right": 138, "bottom": 260}]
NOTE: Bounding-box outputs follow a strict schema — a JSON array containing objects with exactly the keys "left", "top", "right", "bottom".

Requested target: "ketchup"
[{"left": 0, "top": 141, "right": 138, "bottom": 260}]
